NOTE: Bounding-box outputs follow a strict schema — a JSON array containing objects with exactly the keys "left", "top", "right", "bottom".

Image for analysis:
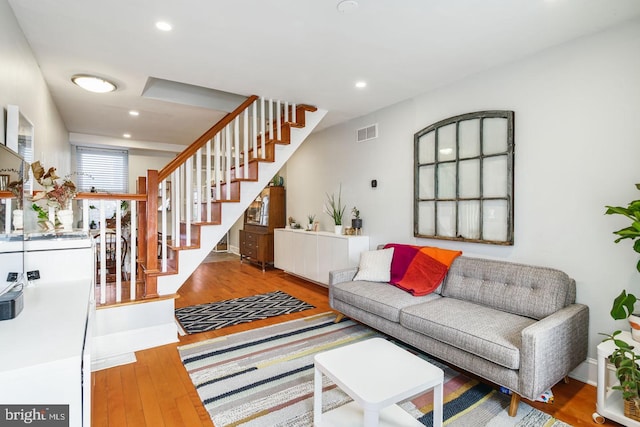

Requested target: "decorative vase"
[
  {"left": 334, "top": 225, "right": 343, "bottom": 235},
  {"left": 352, "top": 218, "right": 362, "bottom": 229},
  {"left": 57, "top": 209, "right": 74, "bottom": 231},
  {"left": 307, "top": 223, "right": 313, "bottom": 231},
  {"left": 48, "top": 206, "right": 56, "bottom": 223},
  {"left": 12, "top": 209, "right": 23, "bottom": 231},
  {"left": 629, "top": 314, "right": 640, "bottom": 342}
]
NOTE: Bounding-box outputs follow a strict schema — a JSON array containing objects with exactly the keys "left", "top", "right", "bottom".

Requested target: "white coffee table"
[{"left": 313, "top": 337, "right": 444, "bottom": 427}]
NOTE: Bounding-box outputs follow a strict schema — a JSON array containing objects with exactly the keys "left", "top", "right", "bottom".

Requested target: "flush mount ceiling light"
[
  {"left": 355, "top": 81, "right": 367, "bottom": 88},
  {"left": 71, "top": 74, "right": 117, "bottom": 93},
  {"left": 337, "top": 0, "right": 359, "bottom": 13},
  {"left": 123, "top": 133, "right": 131, "bottom": 139},
  {"left": 129, "top": 110, "right": 139, "bottom": 116},
  {"left": 155, "top": 21, "right": 172, "bottom": 31}
]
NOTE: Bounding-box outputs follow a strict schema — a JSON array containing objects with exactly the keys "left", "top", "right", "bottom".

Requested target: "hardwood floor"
[{"left": 92, "top": 255, "right": 618, "bottom": 427}]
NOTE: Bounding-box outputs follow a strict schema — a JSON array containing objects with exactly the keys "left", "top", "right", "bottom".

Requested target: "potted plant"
[
  {"left": 324, "top": 184, "right": 346, "bottom": 235},
  {"left": 351, "top": 206, "right": 362, "bottom": 230},
  {"left": 307, "top": 214, "right": 315, "bottom": 231},
  {"left": 601, "top": 331, "right": 640, "bottom": 420},
  {"left": 603, "top": 184, "right": 640, "bottom": 420},
  {"left": 605, "top": 183, "right": 640, "bottom": 339}
]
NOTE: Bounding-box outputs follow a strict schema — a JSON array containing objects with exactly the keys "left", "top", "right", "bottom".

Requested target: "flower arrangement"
[
  {"left": 31, "top": 161, "right": 78, "bottom": 209},
  {"left": 324, "top": 184, "right": 346, "bottom": 226}
]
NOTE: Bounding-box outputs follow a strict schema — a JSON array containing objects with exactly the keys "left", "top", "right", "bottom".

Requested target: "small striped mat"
[
  {"left": 175, "top": 290, "right": 314, "bottom": 334},
  {"left": 178, "top": 312, "right": 571, "bottom": 426}
]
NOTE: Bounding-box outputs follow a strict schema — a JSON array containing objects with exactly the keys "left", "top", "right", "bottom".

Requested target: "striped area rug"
[
  {"left": 178, "top": 312, "right": 571, "bottom": 426},
  {"left": 175, "top": 290, "right": 314, "bottom": 334}
]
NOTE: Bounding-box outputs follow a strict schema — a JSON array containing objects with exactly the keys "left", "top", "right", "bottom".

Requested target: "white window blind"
[{"left": 76, "top": 146, "right": 128, "bottom": 193}]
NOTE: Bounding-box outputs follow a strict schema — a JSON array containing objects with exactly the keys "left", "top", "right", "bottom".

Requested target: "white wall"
[
  {"left": 0, "top": 0, "right": 69, "bottom": 174},
  {"left": 286, "top": 18, "right": 640, "bottom": 361}
]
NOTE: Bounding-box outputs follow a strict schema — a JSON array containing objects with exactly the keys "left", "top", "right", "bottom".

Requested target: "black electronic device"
[{"left": 0, "top": 288, "right": 24, "bottom": 321}]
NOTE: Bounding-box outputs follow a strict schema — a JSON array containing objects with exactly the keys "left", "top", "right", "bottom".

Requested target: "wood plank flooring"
[{"left": 91, "top": 255, "right": 619, "bottom": 427}]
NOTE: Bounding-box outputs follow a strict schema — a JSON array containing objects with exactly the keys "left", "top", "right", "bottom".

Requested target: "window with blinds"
[{"left": 76, "top": 146, "right": 128, "bottom": 193}]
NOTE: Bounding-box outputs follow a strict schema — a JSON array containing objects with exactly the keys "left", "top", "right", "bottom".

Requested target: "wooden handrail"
[
  {"left": 158, "top": 95, "right": 259, "bottom": 182},
  {"left": 76, "top": 192, "right": 146, "bottom": 201}
]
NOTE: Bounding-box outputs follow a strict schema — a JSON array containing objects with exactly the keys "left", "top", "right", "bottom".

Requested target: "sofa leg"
[
  {"left": 564, "top": 376, "right": 570, "bottom": 384},
  {"left": 508, "top": 393, "right": 520, "bottom": 417},
  {"left": 334, "top": 313, "right": 345, "bottom": 323}
]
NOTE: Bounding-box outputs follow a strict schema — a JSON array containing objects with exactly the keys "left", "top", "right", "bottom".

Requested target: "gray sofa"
[{"left": 329, "top": 254, "right": 589, "bottom": 416}]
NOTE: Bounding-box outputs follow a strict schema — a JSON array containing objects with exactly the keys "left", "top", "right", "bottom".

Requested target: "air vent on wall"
[{"left": 356, "top": 124, "right": 378, "bottom": 142}]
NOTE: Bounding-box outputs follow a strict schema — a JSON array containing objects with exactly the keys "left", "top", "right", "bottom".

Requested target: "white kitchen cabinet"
[{"left": 274, "top": 229, "right": 369, "bottom": 286}]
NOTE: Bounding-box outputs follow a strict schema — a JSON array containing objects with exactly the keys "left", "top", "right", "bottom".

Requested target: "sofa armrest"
[
  {"left": 518, "top": 303, "right": 589, "bottom": 400},
  {"left": 329, "top": 268, "right": 358, "bottom": 286}
]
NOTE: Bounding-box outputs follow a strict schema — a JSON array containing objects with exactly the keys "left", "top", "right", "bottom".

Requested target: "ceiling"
[{"left": 8, "top": 0, "right": 640, "bottom": 149}]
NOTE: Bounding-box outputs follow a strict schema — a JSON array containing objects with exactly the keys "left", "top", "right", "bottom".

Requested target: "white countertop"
[{"left": 0, "top": 279, "right": 92, "bottom": 373}]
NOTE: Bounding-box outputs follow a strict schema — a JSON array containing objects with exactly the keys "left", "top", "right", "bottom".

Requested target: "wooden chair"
[{"left": 94, "top": 232, "right": 128, "bottom": 282}]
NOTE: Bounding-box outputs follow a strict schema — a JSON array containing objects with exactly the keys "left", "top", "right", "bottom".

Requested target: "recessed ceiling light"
[
  {"left": 71, "top": 74, "right": 117, "bottom": 93},
  {"left": 355, "top": 81, "right": 367, "bottom": 89},
  {"left": 337, "top": 0, "right": 359, "bottom": 13},
  {"left": 155, "top": 21, "right": 172, "bottom": 31},
  {"left": 129, "top": 110, "right": 139, "bottom": 116},
  {"left": 123, "top": 133, "right": 131, "bottom": 139}
]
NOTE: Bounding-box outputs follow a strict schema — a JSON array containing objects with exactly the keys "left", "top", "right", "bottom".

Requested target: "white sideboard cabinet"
[
  {"left": 0, "top": 234, "right": 94, "bottom": 427},
  {"left": 274, "top": 229, "right": 369, "bottom": 286}
]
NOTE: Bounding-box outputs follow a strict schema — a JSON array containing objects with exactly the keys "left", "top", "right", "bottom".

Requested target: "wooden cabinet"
[
  {"left": 274, "top": 229, "right": 369, "bottom": 286},
  {"left": 239, "top": 186, "right": 285, "bottom": 270}
]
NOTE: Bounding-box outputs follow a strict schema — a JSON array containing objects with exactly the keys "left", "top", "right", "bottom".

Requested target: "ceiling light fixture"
[
  {"left": 71, "top": 74, "right": 117, "bottom": 93},
  {"left": 337, "top": 0, "right": 359, "bottom": 13},
  {"left": 123, "top": 133, "right": 131, "bottom": 139},
  {"left": 355, "top": 81, "right": 367, "bottom": 89},
  {"left": 155, "top": 21, "right": 172, "bottom": 31},
  {"left": 129, "top": 110, "right": 139, "bottom": 116}
]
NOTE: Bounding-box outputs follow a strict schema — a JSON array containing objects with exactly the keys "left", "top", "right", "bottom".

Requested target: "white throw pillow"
[{"left": 353, "top": 247, "right": 394, "bottom": 282}]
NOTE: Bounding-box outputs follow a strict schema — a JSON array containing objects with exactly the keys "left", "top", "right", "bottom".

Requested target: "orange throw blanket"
[{"left": 383, "top": 244, "right": 462, "bottom": 296}]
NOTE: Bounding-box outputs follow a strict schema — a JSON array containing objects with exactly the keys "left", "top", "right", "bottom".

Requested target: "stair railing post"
[
  {"left": 145, "top": 170, "right": 159, "bottom": 299},
  {"left": 137, "top": 175, "right": 147, "bottom": 287}
]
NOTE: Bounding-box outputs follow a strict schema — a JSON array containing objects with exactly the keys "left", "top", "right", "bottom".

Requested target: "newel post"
[{"left": 144, "top": 170, "right": 159, "bottom": 298}]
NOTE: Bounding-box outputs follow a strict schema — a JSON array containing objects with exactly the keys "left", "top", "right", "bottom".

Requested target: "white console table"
[
  {"left": 0, "top": 234, "right": 94, "bottom": 427},
  {"left": 274, "top": 228, "right": 369, "bottom": 286}
]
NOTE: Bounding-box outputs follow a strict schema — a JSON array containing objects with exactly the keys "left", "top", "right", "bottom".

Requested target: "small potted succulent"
[
  {"left": 307, "top": 214, "right": 316, "bottom": 231},
  {"left": 351, "top": 206, "right": 362, "bottom": 230}
]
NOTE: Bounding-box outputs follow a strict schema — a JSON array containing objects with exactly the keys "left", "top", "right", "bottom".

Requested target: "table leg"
[
  {"left": 433, "top": 382, "right": 443, "bottom": 427},
  {"left": 363, "top": 408, "right": 379, "bottom": 427},
  {"left": 313, "top": 367, "right": 322, "bottom": 426}
]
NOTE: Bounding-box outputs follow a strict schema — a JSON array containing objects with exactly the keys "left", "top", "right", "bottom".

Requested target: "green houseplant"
[
  {"left": 605, "top": 183, "right": 640, "bottom": 322},
  {"left": 601, "top": 331, "right": 640, "bottom": 417},
  {"left": 603, "top": 183, "right": 640, "bottom": 419},
  {"left": 324, "top": 184, "right": 346, "bottom": 234}
]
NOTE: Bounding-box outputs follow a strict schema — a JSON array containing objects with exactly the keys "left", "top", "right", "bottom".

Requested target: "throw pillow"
[
  {"left": 353, "top": 247, "right": 395, "bottom": 282},
  {"left": 383, "top": 243, "right": 462, "bottom": 296}
]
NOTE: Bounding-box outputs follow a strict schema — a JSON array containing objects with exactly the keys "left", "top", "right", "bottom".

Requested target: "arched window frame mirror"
[{"left": 414, "top": 110, "right": 515, "bottom": 245}]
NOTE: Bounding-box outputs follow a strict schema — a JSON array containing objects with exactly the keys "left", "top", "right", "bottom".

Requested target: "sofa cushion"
[
  {"left": 353, "top": 247, "right": 394, "bottom": 282},
  {"left": 331, "top": 280, "right": 441, "bottom": 323},
  {"left": 400, "top": 298, "right": 536, "bottom": 369},
  {"left": 442, "top": 256, "right": 574, "bottom": 320}
]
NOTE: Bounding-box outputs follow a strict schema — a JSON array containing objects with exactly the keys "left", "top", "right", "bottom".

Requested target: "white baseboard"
[
  {"left": 569, "top": 357, "right": 597, "bottom": 386},
  {"left": 92, "top": 352, "right": 137, "bottom": 372}
]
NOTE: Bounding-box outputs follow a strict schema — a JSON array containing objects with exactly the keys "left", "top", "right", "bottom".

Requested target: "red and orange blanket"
[{"left": 383, "top": 243, "right": 462, "bottom": 296}]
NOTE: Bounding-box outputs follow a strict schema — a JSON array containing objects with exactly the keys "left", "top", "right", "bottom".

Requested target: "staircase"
[{"left": 86, "top": 95, "right": 326, "bottom": 366}]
